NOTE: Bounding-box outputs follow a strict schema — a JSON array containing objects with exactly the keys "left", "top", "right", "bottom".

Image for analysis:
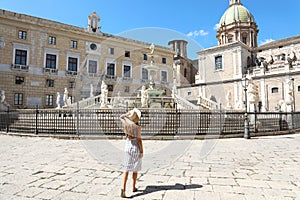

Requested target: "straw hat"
[{"left": 125, "top": 108, "right": 141, "bottom": 124}]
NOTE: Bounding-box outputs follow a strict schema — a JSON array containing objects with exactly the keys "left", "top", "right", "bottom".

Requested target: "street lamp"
[
  {"left": 290, "top": 78, "right": 295, "bottom": 112},
  {"left": 241, "top": 75, "right": 250, "bottom": 139}
]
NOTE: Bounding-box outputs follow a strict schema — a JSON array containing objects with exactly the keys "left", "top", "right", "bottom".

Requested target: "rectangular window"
[
  {"left": 16, "top": 76, "right": 24, "bottom": 85},
  {"left": 14, "top": 93, "right": 23, "bottom": 105},
  {"left": 161, "top": 71, "right": 167, "bottom": 82},
  {"left": 106, "top": 63, "right": 115, "bottom": 76},
  {"left": 88, "top": 60, "right": 97, "bottom": 73},
  {"left": 46, "top": 54, "right": 56, "bottom": 69},
  {"left": 108, "top": 48, "right": 114, "bottom": 55},
  {"left": 215, "top": 56, "right": 223, "bottom": 70},
  {"left": 70, "top": 40, "right": 78, "bottom": 49},
  {"left": 242, "top": 37, "right": 247, "bottom": 44},
  {"left": 228, "top": 38, "right": 233, "bottom": 43},
  {"left": 15, "top": 49, "right": 27, "bottom": 65},
  {"left": 18, "top": 30, "right": 27, "bottom": 40},
  {"left": 48, "top": 36, "right": 56, "bottom": 45},
  {"left": 162, "top": 58, "right": 167, "bottom": 64},
  {"left": 142, "top": 68, "right": 148, "bottom": 80},
  {"left": 69, "top": 81, "right": 76, "bottom": 88},
  {"left": 298, "top": 85, "right": 300, "bottom": 92},
  {"left": 125, "top": 51, "right": 130, "bottom": 58},
  {"left": 143, "top": 54, "right": 148, "bottom": 61},
  {"left": 46, "top": 95, "right": 53, "bottom": 106},
  {"left": 68, "top": 57, "right": 78, "bottom": 72},
  {"left": 46, "top": 79, "right": 54, "bottom": 87},
  {"left": 271, "top": 87, "right": 279, "bottom": 93},
  {"left": 123, "top": 65, "right": 131, "bottom": 78}
]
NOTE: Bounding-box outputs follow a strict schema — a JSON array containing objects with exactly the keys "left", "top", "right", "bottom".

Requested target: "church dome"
[{"left": 219, "top": 4, "right": 255, "bottom": 26}]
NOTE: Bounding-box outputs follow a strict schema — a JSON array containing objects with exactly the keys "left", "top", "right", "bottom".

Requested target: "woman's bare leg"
[
  {"left": 122, "top": 171, "right": 129, "bottom": 190},
  {"left": 132, "top": 172, "right": 138, "bottom": 191}
]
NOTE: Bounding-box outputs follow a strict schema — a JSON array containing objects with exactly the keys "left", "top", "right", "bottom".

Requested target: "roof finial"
[{"left": 230, "top": 0, "right": 241, "bottom": 6}]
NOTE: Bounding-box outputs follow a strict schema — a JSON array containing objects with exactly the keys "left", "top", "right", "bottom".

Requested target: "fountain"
[{"left": 144, "top": 43, "right": 165, "bottom": 98}]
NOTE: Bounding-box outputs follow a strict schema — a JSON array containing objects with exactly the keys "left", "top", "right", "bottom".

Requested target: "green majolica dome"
[{"left": 219, "top": 4, "right": 255, "bottom": 26}]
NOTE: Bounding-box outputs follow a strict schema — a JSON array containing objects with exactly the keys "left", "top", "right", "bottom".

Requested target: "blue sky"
[{"left": 1, "top": 0, "right": 300, "bottom": 59}]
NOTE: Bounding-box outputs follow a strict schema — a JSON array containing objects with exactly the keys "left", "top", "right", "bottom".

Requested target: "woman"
[{"left": 119, "top": 108, "right": 143, "bottom": 198}]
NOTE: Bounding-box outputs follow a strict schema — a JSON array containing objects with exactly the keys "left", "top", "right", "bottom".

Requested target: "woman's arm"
[
  {"left": 119, "top": 111, "right": 130, "bottom": 124},
  {"left": 137, "top": 138, "right": 143, "bottom": 158}
]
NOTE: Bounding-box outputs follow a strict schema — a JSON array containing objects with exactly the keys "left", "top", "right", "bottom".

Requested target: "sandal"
[
  {"left": 121, "top": 189, "right": 126, "bottom": 198},
  {"left": 133, "top": 187, "right": 138, "bottom": 192}
]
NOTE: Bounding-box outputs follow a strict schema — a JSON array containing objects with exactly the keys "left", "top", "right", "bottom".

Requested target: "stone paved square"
[{"left": 0, "top": 133, "right": 299, "bottom": 199}]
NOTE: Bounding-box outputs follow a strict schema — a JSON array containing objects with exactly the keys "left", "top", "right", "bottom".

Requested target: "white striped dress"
[
  {"left": 124, "top": 138, "right": 142, "bottom": 171},
  {"left": 123, "top": 123, "right": 142, "bottom": 172}
]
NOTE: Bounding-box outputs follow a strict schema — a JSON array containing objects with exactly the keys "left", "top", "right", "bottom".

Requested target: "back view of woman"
[{"left": 119, "top": 108, "right": 143, "bottom": 198}]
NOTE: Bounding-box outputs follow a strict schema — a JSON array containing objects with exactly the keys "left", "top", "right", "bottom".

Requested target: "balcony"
[
  {"left": 104, "top": 75, "right": 117, "bottom": 81},
  {"left": 65, "top": 70, "right": 78, "bottom": 76},
  {"left": 251, "top": 60, "right": 300, "bottom": 76},
  {"left": 122, "top": 77, "right": 133, "bottom": 82},
  {"left": 43, "top": 68, "right": 58, "bottom": 74},
  {"left": 88, "top": 73, "right": 101, "bottom": 77},
  {"left": 11, "top": 64, "right": 29, "bottom": 72}
]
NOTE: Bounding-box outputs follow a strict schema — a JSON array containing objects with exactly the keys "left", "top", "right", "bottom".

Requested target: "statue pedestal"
[{"left": 0, "top": 102, "right": 9, "bottom": 111}]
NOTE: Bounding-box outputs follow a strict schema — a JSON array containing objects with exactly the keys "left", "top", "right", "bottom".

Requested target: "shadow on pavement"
[{"left": 129, "top": 183, "right": 202, "bottom": 198}]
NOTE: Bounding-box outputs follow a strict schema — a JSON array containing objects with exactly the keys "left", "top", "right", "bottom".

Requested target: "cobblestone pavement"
[{"left": 0, "top": 133, "right": 299, "bottom": 200}]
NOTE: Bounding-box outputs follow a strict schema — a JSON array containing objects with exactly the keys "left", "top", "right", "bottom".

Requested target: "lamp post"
[
  {"left": 241, "top": 75, "right": 250, "bottom": 139},
  {"left": 291, "top": 78, "right": 295, "bottom": 112}
]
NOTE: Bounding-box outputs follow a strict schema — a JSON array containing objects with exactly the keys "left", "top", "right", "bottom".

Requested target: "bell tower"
[{"left": 87, "top": 12, "right": 101, "bottom": 33}]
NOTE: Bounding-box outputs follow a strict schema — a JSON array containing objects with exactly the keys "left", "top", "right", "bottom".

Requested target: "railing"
[
  {"left": 251, "top": 60, "right": 300, "bottom": 76},
  {"left": 70, "top": 95, "right": 102, "bottom": 109},
  {"left": 65, "top": 70, "right": 78, "bottom": 76},
  {"left": 72, "top": 95, "right": 176, "bottom": 109},
  {"left": 43, "top": 68, "right": 58, "bottom": 74},
  {"left": 1, "top": 108, "right": 299, "bottom": 137},
  {"left": 11, "top": 64, "right": 29, "bottom": 71},
  {"left": 197, "top": 96, "right": 219, "bottom": 110},
  {"left": 174, "top": 94, "right": 198, "bottom": 109}
]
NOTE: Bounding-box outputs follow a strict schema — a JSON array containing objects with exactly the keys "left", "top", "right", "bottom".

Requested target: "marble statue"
[
  {"left": 63, "top": 88, "right": 70, "bottom": 107},
  {"left": 226, "top": 91, "right": 232, "bottom": 109},
  {"left": 56, "top": 92, "right": 61, "bottom": 109},
  {"left": 0, "top": 90, "right": 5, "bottom": 103},
  {"left": 141, "top": 85, "right": 149, "bottom": 108},
  {"left": 90, "top": 84, "right": 94, "bottom": 97},
  {"left": 247, "top": 78, "right": 259, "bottom": 104},
  {"left": 149, "top": 43, "right": 155, "bottom": 55},
  {"left": 285, "top": 78, "right": 294, "bottom": 106},
  {"left": 0, "top": 90, "right": 10, "bottom": 111},
  {"left": 100, "top": 81, "right": 108, "bottom": 108}
]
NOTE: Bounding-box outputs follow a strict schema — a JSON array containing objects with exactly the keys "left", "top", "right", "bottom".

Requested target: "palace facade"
[
  {"left": 178, "top": 0, "right": 300, "bottom": 112},
  {"left": 0, "top": 10, "right": 175, "bottom": 109}
]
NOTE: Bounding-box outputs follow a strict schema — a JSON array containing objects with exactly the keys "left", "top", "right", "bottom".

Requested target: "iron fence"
[{"left": 1, "top": 108, "right": 300, "bottom": 137}]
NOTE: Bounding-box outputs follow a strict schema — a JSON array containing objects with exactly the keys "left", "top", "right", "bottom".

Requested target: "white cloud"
[
  {"left": 213, "top": 23, "right": 219, "bottom": 30},
  {"left": 187, "top": 29, "right": 209, "bottom": 37},
  {"left": 260, "top": 39, "right": 275, "bottom": 45}
]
